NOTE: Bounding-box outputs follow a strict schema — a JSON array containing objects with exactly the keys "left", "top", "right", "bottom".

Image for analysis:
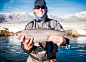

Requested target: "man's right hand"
[{"left": 21, "top": 35, "right": 34, "bottom": 51}]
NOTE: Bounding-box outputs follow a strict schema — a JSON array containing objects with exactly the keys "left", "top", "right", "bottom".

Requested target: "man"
[{"left": 21, "top": 0, "right": 69, "bottom": 62}]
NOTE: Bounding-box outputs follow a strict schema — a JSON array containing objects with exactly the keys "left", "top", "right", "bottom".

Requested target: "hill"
[{"left": 0, "top": 11, "right": 86, "bottom": 23}]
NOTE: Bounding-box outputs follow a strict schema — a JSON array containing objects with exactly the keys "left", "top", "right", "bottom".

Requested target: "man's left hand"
[{"left": 48, "top": 36, "right": 66, "bottom": 46}]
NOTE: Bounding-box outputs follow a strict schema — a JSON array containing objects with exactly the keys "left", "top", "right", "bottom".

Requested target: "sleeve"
[
  {"left": 62, "top": 37, "right": 69, "bottom": 46},
  {"left": 54, "top": 20, "right": 64, "bottom": 31},
  {"left": 21, "top": 42, "right": 37, "bottom": 54}
]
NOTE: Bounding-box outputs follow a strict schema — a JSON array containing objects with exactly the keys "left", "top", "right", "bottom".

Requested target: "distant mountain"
[
  {"left": 0, "top": 11, "right": 86, "bottom": 23},
  {"left": 74, "top": 11, "right": 86, "bottom": 21},
  {"left": 63, "top": 16, "right": 81, "bottom": 22},
  {"left": 60, "top": 11, "right": 86, "bottom": 22},
  {"left": 48, "top": 14, "right": 63, "bottom": 22},
  {"left": 0, "top": 12, "right": 34, "bottom": 23}
]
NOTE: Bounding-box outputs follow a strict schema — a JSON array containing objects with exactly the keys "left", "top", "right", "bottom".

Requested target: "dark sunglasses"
[{"left": 35, "top": 6, "right": 46, "bottom": 9}]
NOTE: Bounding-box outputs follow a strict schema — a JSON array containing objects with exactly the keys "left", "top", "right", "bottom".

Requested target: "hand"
[
  {"left": 48, "top": 36, "right": 66, "bottom": 46},
  {"left": 21, "top": 35, "right": 34, "bottom": 51}
]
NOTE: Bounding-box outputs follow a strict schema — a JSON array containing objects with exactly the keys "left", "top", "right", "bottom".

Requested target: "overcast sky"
[{"left": 0, "top": 0, "right": 86, "bottom": 16}]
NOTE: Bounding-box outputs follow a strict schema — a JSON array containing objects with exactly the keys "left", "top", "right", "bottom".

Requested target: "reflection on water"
[
  {"left": 0, "top": 36, "right": 29, "bottom": 62},
  {"left": 57, "top": 44, "right": 86, "bottom": 62},
  {"left": 57, "top": 36, "right": 86, "bottom": 62},
  {"left": 0, "top": 36, "right": 86, "bottom": 62},
  {"left": 69, "top": 36, "right": 86, "bottom": 44}
]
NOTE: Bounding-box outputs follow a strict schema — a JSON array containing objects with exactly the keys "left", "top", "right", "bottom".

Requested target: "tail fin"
[{"left": 64, "top": 29, "right": 73, "bottom": 40}]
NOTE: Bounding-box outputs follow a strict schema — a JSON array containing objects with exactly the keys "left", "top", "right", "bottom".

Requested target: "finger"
[
  {"left": 25, "top": 36, "right": 31, "bottom": 44},
  {"left": 21, "top": 35, "right": 25, "bottom": 43},
  {"left": 30, "top": 42, "right": 33, "bottom": 46},
  {"left": 48, "top": 36, "right": 57, "bottom": 41},
  {"left": 58, "top": 42, "right": 63, "bottom": 46},
  {"left": 49, "top": 36, "right": 57, "bottom": 38},
  {"left": 49, "top": 38, "right": 57, "bottom": 43},
  {"left": 28, "top": 36, "right": 34, "bottom": 46}
]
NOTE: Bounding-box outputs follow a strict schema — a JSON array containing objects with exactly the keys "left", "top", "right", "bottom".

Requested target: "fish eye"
[{"left": 16, "top": 34, "right": 18, "bottom": 36}]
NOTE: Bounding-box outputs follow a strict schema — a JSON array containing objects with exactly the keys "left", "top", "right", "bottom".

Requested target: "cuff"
[
  {"left": 62, "top": 37, "right": 69, "bottom": 46},
  {"left": 21, "top": 42, "right": 37, "bottom": 54}
]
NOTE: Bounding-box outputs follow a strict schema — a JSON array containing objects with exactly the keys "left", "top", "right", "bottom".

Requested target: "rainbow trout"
[{"left": 14, "top": 29, "right": 72, "bottom": 43}]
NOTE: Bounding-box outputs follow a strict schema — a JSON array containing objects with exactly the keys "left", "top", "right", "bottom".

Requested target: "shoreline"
[
  {"left": 0, "top": 21, "right": 86, "bottom": 26},
  {"left": 0, "top": 22, "right": 86, "bottom": 37}
]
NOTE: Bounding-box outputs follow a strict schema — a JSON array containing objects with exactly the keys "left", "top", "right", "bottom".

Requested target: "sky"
[{"left": 0, "top": 0, "right": 86, "bottom": 16}]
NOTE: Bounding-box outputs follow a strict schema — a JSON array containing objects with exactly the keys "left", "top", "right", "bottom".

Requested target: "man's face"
[{"left": 33, "top": 5, "right": 47, "bottom": 18}]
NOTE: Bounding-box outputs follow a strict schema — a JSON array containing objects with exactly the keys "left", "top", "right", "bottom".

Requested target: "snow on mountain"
[
  {"left": 74, "top": 11, "right": 86, "bottom": 21},
  {"left": 48, "top": 14, "right": 63, "bottom": 22},
  {"left": 63, "top": 16, "right": 81, "bottom": 22},
  {"left": 60, "top": 14, "right": 73, "bottom": 19},
  {"left": 0, "top": 11, "right": 86, "bottom": 23},
  {"left": 60, "top": 11, "right": 86, "bottom": 20},
  {"left": 60, "top": 11, "right": 86, "bottom": 22},
  {"left": 48, "top": 11, "right": 86, "bottom": 22},
  {"left": 0, "top": 12, "right": 34, "bottom": 23}
]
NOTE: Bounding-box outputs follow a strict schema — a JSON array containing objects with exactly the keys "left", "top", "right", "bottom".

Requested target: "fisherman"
[{"left": 21, "top": 0, "right": 69, "bottom": 62}]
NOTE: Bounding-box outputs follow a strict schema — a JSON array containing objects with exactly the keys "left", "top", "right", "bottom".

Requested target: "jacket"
[{"left": 21, "top": 18, "right": 69, "bottom": 57}]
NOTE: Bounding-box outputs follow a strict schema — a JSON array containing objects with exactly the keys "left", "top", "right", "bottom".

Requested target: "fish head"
[{"left": 14, "top": 31, "right": 23, "bottom": 39}]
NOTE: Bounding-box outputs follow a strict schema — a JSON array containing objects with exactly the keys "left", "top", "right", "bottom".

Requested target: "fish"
[{"left": 14, "top": 28, "right": 72, "bottom": 43}]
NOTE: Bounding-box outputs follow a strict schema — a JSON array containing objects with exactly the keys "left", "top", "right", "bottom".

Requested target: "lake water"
[{"left": 0, "top": 36, "right": 86, "bottom": 62}]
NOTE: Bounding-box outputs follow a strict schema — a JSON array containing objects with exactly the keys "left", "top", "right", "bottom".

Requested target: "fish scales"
[
  {"left": 23, "top": 29, "right": 66, "bottom": 43},
  {"left": 14, "top": 29, "right": 68, "bottom": 43}
]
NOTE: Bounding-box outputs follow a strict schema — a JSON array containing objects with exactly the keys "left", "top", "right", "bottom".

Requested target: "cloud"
[
  {"left": 3, "top": 4, "right": 33, "bottom": 13},
  {"left": 48, "top": 7, "right": 75, "bottom": 16},
  {"left": 3, "top": 0, "right": 14, "bottom": 11},
  {"left": 1, "top": 0, "right": 86, "bottom": 16},
  {"left": 10, "top": 0, "right": 14, "bottom": 6},
  {"left": 2, "top": 0, "right": 33, "bottom": 13},
  {"left": 48, "top": 2, "right": 86, "bottom": 16}
]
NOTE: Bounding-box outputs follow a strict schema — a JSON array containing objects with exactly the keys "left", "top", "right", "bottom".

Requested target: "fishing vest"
[{"left": 24, "top": 18, "right": 64, "bottom": 58}]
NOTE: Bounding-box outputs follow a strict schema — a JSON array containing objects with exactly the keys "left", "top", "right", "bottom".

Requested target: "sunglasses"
[{"left": 35, "top": 6, "right": 46, "bottom": 9}]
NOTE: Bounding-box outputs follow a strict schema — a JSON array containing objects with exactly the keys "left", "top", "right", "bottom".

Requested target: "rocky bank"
[{"left": 0, "top": 30, "right": 14, "bottom": 36}]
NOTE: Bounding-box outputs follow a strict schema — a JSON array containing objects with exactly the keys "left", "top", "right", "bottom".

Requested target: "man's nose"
[{"left": 39, "top": 8, "right": 42, "bottom": 10}]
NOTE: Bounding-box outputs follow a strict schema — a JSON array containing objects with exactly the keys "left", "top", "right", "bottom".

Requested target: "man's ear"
[
  {"left": 46, "top": 7, "right": 48, "bottom": 13},
  {"left": 33, "top": 8, "right": 35, "bottom": 13}
]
